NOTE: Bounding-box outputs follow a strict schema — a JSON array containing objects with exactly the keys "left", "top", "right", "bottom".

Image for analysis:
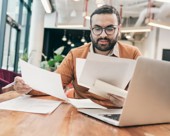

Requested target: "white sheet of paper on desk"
[
  {"left": 78, "top": 53, "right": 136, "bottom": 89},
  {"left": 0, "top": 95, "right": 61, "bottom": 114},
  {"left": 68, "top": 98, "right": 106, "bottom": 109},
  {"left": 20, "top": 60, "right": 68, "bottom": 101}
]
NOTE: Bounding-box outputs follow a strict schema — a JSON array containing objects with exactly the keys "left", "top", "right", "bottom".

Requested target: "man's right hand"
[
  {"left": 2, "top": 77, "right": 48, "bottom": 96},
  {"left": 13, "top": 76, "right": 32, "bottom": 94}
]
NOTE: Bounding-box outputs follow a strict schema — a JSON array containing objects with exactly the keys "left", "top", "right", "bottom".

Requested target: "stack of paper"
[{"left": 76, "top": 53, "right": 136, "bottom": 99}]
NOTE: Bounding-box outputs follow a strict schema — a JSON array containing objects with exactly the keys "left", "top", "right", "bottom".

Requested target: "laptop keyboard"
[{"left": 100, "top": 114, "right": 120, "bottom": 121}]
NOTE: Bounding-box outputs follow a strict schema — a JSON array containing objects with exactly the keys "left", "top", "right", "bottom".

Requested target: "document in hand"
[
  {"left": 20, "top": 59, "right": 68, "bottom": 100},
  {"left": 89, "top": 79, "right": 128, "bottom": 98},
  {"left": 19, "top": 60, "right": 106, "bottom": 110},
  {"left": 76, "top": 53, "right": 136, "bottom": 99}
]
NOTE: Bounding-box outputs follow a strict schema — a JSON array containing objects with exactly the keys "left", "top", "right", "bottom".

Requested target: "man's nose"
[{"left": 100, "top": 29, "right": 107, "bottom": 38}]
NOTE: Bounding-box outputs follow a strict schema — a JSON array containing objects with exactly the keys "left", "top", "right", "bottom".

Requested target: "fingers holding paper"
[
  {"left": 88, "top": 89, "right": 125, "bottom": 108},
  {"left": 13, "top": 76, "right": 32, "bottom": 94},
  {"left": 107, "top": 93, "right": 125, "bottom": 107}
]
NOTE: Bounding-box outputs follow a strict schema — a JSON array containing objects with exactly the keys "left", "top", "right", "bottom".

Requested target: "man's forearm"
[
  {"left": 27, "top": 89, "right": 48, "bottom": 96},
  {"left": 2, "top": 83, "right": 48, "bottom": 96}
]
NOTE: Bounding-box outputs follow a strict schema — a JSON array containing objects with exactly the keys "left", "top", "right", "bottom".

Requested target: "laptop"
[{"left": 78, "top": 57, "right": 170, "bottom": 126}]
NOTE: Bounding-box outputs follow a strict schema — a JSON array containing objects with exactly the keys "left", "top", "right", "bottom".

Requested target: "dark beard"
[{"left": 90, "top": 34, "right": 118, "bottom": 52}]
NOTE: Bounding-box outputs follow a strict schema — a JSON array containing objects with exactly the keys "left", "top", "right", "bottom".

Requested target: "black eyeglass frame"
[{"left": 91, "top": 25, "right": 118, "bottom": 36}]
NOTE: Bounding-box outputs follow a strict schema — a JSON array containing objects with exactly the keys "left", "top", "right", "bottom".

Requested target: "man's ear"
[
  {"left": 118, "top": 24, "right": 122, "bottom": 32},
  {"left": 117, "top": 24, "right": 122, "bottom": 39}
]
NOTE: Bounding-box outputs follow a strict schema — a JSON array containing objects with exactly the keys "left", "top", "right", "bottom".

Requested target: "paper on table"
[
  {"left": 78, "top": 53, "right": 136, "bottom": 89},
  {"left": 20, "top": 60, "right": 68, "bottom": 101},
  {"left": 68, "top": 98, "right": 106, "bottom": 109},
  {"left": 0, "top": 95, "right": 61, "bottom": 114},
  {"left": 89, "top": 79, "right": 128, "bottom": 98}
]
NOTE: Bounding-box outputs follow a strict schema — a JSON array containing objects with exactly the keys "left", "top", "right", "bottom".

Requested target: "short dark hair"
[{"left": 90, "top": 5, "right": 121, "bottom": 26}]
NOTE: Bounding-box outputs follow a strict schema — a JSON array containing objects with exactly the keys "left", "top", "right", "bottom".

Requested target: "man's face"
[{"left": 90, "top": 14, "right": 120, "bottom": 51}]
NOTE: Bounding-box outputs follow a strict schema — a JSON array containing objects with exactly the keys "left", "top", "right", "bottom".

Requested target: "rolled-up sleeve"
[{"left": 55, "top": 51, "right": 74, "bottom": 88}]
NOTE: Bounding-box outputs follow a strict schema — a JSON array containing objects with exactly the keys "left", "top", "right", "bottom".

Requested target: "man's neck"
[{"left": 94, "top": 47, "right": 113, "bottom": 56}]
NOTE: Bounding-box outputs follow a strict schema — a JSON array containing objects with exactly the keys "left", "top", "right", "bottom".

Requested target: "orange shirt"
[{"left": 56, "top": 42, "right": 142, "bottom": 108}]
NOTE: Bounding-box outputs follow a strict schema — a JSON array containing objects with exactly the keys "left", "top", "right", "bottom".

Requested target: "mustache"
[{"left": 97, "top": 38, "right": 110, "bottom": 42}]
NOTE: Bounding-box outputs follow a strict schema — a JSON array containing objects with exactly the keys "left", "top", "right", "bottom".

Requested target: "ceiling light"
[
  {"left": 62, "top": 35, "right": 67, "bottom": 41},
  {"left": 154, "top": 0, "right": 170, "bottom": 3},
  {"left": 85, "top": 16, "right": 90, "bottom": 20},
  {"left": 125, "top": 34, "right": 132, "bottom": 39},
  {"left": 67, "top": 40, "right": 72, "bottom": 45},
  {"left": 71, "top": 43, "right": 75, "bottom": 47},
  {"left": 121, "top": 26, "right": 151, "bottom": 33},
  {"left": 81, "top": 37, "right": 86, "bottom": 42},
  {"left": 62, "top": 30, "right": 67, "bottom": 41},
  {"left": 41, "top": 0, "right": 52, "bottom": 13},
  {"left": 148, "top": 20, "right": 170, "bottom": 30},
  {"left": 81, "top": 31, "right": 86, "bottom": 42}
]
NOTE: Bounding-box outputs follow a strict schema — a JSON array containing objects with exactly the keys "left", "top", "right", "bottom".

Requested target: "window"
[
  {"left": 20, "top": 6, "right": 28, "bottom": 55},
  {"left": 2, "top": 23, "right": 18, "bottom": 70},
  {"left": 0, "top": 0, "right": 2, "bottom": 23},
  {"left": 7, "top": 0, "right": 19, "bottom": 21},
  {"left": 0, "top": 0, "right": 32, "bottom": 72},
  {"left": 23, "top": 0, "right": 29, "bottom": 4}
]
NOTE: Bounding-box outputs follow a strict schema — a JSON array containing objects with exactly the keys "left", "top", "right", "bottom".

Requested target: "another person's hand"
[
  {"left": 107, "top": 93, "right": 125, "bottom": 107},
  {"left": 13, "top": 76, "right": 32, "bottom": 94}
]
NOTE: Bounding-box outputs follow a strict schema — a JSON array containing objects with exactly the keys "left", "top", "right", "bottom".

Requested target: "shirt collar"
[{"left": 90, "top": 42, "right": 119, "bottom": 57}]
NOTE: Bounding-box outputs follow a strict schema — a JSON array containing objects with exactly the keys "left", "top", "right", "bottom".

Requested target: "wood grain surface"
[{"left": 0, "top": 91, "right": 169, "bottom": 136}]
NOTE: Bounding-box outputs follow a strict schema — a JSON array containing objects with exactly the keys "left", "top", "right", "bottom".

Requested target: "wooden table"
[{"left": 0, "top": 91, "right": 170, "bottom": 136}]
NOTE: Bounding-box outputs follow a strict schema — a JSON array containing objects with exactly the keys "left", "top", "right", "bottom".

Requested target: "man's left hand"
[{"left": 107, "top": 93, "right": 125, "bottom": 107}]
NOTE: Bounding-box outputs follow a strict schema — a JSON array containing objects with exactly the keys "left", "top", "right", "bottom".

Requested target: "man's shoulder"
[
  {"left": 118, "top": 41, "right": 140, "bottom": 51},
  {"left": 118, "top": 41, "right": 142, "bottom": 59}
]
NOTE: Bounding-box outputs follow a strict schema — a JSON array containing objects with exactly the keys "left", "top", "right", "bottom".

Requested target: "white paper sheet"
[
  {"left": 20, "top": 60, "right": 68, "bottom": 101},
  {"left": 68, "top": 98, "right": 106, "bottom": 109},
  {"left": 76, "top": 58, "right": 86, "bottom": 84},
  {"left": 89, "top": 79, "right": 128, "bottom": 98},
  {"left": 78, "top": 53, "right": 136, "bottom": 89},
  {"left": 0, "top": 95, "right": 61, "bottom": 114}
]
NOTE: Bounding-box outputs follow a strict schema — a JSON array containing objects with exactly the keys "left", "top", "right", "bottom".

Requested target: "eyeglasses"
[{"left": 92, "top": 25, "right": 118, "bottom": 36}]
